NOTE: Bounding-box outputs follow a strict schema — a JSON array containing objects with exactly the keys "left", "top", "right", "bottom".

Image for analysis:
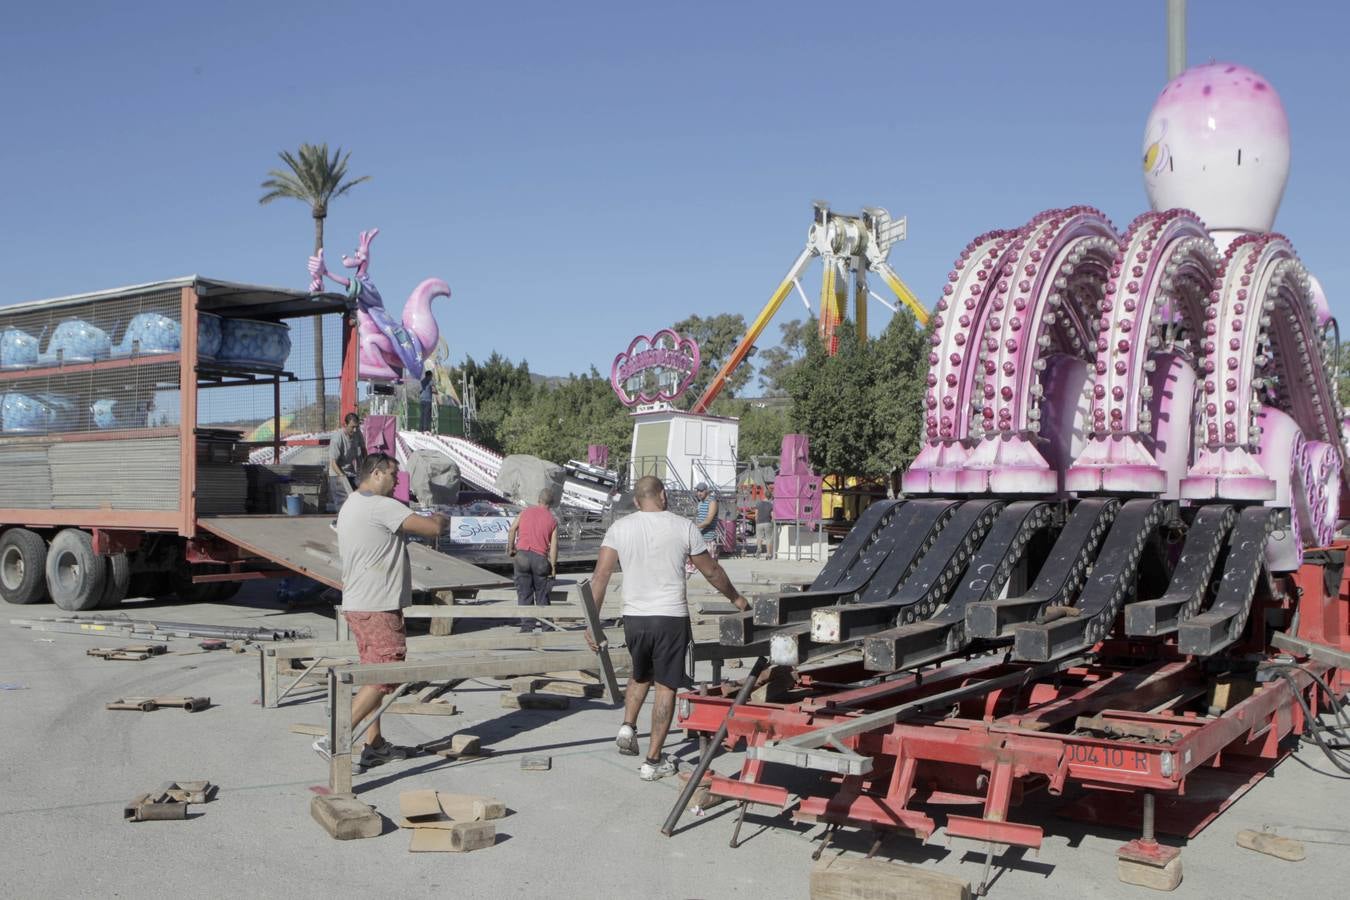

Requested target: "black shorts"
[{"left": 623, "top": 615, "right": 691, "bottom": 690}]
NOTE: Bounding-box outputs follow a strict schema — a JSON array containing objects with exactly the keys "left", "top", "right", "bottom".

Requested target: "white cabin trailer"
[{"left": 628, "top": 407, "right": 738, "bottom": 492}]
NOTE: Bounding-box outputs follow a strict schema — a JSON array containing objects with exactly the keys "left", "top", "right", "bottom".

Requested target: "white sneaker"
[
  {"left": 616, "top": 723, "right": 639, "bottom": 756},
  {"left": 639, "top": 755, "right": 677, "bottom": 781},
  {"left": 313, "top": 736, "right": 366, "bottom": 775}
]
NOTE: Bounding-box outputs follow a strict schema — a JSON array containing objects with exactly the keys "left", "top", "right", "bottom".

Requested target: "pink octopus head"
[
  {"left": 1143, "top": 62, "right": 1290, "bottom": 234},
  {"left": 341, "top": 228, "right": 379, "bottom": 276}
]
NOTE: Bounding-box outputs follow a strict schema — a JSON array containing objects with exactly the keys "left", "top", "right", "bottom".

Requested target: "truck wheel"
[
  {"left": 97, "top": 553, "right": 132, "bottom": 609},
  {"left": 0, "top": 528, "right": 49, "bottom": 605},
  {"left": 45, "top": 529, "right": 107, "bottom": 612},
  {"left": 127, "top": 572, "right": 172, "bottom": 600},
  {"left": 215, "top": 582, "right": 243, "bottom": 601},
  {"left": 171, "top": 569, "right": 215, "bottom": 603}
]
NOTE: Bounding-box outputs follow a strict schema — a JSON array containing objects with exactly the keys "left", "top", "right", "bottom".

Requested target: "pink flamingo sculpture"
[{"left": 308, "top": 228, "right": 450, "bottom": 382}]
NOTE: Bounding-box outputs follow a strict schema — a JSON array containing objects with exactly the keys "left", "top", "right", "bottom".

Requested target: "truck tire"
[
  {"left": 0, "top": 528, "right": 49, "bottom": 605},
  {"left": 45, "top": 529, "right": 107, "bottom": 612},
  {"left": 214, "top": 581, "right": 243, "bottom": 601},
  {"left": 171, "top": 569, "right": 215, "bottom": 603},
  {"left": 97, "top": 553, "right": 132, "bottom": 609}
]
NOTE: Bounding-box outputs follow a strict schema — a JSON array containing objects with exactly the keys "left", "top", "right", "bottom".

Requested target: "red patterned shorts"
[{"left": 344, "top": 610, "right": 407, "bottom": 694}]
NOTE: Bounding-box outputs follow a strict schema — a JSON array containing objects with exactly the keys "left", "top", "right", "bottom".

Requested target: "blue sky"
[{"left": 2, "top": 0, "right": 1346, "bottom": 382}]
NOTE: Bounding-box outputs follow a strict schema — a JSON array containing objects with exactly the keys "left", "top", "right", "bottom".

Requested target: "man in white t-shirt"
[
  {"left": 315, "top": 451, "right": 447, "bottom": 774},
  {"left": 588, "top": 475, "right": 749, "bottom": 781}
]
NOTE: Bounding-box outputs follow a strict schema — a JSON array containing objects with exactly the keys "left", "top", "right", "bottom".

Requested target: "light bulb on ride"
[{"left": 1142, "top": 62, "right": 1290, "bottom": 241}]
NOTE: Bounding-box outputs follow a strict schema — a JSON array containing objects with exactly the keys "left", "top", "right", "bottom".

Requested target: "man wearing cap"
[{"left": 692, "top": 482, "right": 720, "bottom": 561}]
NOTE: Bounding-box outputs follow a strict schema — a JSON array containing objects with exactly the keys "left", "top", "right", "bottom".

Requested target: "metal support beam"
[
  {"left": 1167, "top": 0, "right": 1187, "bottom": 80},
  {"left": 749, "top": 657, "right": 1084, "bottom": 773}
]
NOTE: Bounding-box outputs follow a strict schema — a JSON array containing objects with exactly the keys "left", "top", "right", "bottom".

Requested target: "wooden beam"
[
  {"left": 405, "top": 604, "right": 587, "bottom": 620},
  {"left": 335, "top": 648, "right": 631, "bottom": 687},
  {"left": 578, "top": 580, "right": 621, "bottom": 704}
]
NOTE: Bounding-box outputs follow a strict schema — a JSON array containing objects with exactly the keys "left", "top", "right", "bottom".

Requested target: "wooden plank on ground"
[{"left": 810, "top": 856, "right": 971, "bottom": 900}]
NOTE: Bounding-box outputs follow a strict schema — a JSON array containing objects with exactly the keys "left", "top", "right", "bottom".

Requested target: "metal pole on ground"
[{"left": 660, "top": 655, "right": 767, "bottom": 837}]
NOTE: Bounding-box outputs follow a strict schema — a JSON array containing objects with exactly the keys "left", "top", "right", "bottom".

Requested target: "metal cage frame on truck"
[{"left": 0, "top": 276, "right": 360, "bottom": 610}]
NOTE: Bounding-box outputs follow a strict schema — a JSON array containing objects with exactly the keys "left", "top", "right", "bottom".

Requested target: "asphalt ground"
[{"left": 2, "top": 555, "right": 1348, "bottom": 899}]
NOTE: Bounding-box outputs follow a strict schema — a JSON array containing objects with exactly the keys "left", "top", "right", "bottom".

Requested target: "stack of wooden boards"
[
  {"left": 401, "top": 790, "right": 504, "bottom": 852},
  {"left": 309, "top": 788, "right": 506, "bottom": 848}
]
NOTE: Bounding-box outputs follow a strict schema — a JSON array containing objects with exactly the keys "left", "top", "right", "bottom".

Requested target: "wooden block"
[
  {"left": 1207, "top": 678, "right": 1257, "bottom": 712},
  {"left": 810, "top": 856, "right": 971, "bottom": 900},
  {"left": 688, "top": 787, "right": 728, "bottom": 812},
  {"left": 520, "top": 755, "right": 551, "bottom": 771},
  {"left": 423, "top": 733, "right": 483, "bottom": 758},
  {"left": 399, "top": 789, "right": 443, "bottom": 820},
  {"left": 537, "top": 679, "right": 602, "bottom": 698},
  {"left": 513, "top": 677, "right": 600, "bottom": 698},
  {"left": 500, "top": 692, "right": 570, "bottom": 711},
  {"left": 416, "top": 683, "right": 453, "bottom": 702},
  {"left": 547, "top": 669, "right": 601, "bottom": 684},
  {"left": 450, "top": 733, "right": 481, "bottom": 755},
  {"left": 311, "top": 795, "right": 382, "bottom": 841},
  {"left": 1237, "top": 829, "right": 1305, "bottom": 861},
  {"left": 1116, "top": 856, "right": 1182, "bottom": 892},
  {"left": 387, "top": 700, "right": 458, "bottom": 716},
  {"left": 289, "top": 723, "right": 326, "bottom": 736},
  {"left": 439, "top": 793, "right": 506, "bottom": 821},
  {"left": 409, "top": 821, "right": 496, "bottom": 852}
]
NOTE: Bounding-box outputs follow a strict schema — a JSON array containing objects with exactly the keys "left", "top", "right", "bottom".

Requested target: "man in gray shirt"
[
  {"left": 315, "top": 452, "right": 447, "bottom": 774},
  {"left": 328, "top": 412, "right": 366, "bottom": 507}
]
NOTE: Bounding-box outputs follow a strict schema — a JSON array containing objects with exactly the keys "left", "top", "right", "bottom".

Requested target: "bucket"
[{"left": 284, "top": 494, "right": 303, "bottom": 516}]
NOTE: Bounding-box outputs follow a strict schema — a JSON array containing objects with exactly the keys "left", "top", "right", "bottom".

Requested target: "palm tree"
[{"left": 259, "top": 143, "right": 370, "bottom": 430}]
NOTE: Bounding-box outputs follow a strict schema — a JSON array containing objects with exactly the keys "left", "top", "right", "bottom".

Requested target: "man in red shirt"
[{"left": 506, "top": 488, "right": 559, "bottom": 633}]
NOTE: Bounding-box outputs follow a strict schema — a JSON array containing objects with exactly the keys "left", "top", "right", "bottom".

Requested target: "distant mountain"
[{"left": 530, "top": 372, "right": 584, "bottom": 388}]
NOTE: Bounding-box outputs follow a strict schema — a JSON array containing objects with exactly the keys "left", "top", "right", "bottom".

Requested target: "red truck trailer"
[{"left": 0, "top": 276, "right": 500, "bottom": 612}]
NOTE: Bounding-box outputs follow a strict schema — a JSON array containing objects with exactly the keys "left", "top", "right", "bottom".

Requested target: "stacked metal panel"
[
  {"left": 0, "top": 445, "right": 53, "bottom": 507},
  {"left": 196, "top": 462, "right": 247, "bottom": 515},
  {"left": 49, "top": 438, "right": 180, "bottom": 509}
]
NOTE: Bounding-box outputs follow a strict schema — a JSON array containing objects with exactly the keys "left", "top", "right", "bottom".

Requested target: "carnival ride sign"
[
  {"left": 610, "top": 329, "right": 700, "bottom": 407},
  {"left": 447, "top": 516, "right": 513, "bottom": 544}
]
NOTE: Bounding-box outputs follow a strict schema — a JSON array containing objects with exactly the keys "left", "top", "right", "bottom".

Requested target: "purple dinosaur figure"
[{"left": 308, "top": 227, "right": 450, "bottom": 382}]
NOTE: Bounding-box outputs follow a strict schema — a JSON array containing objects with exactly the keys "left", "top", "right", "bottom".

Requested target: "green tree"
[
  {"left": 862, "top": 310, "right": 930, "bottom": 471},
  {"left": 672, "top": 313, "right": 752, "bottom": 406},
  {"left": 733, "top": 400, "right": 793, "bottom": 460},
  {"left": 756, "top": 318, "right": 813, "bottom": 396},
  {"left": 259, "top": 143, "right": 370, "bottom": 430},
  {"left": 458, "top": 352, "right": 535, "bottom": 452},
  {"left": 1336, "top": 341, "right": 1350, "bottom": 408},
  {"left": 499, "top": 368, "right": 633, "bottom": 464},
  {"left": 785, "top": 311, "right": 929, "bottom": 475}
]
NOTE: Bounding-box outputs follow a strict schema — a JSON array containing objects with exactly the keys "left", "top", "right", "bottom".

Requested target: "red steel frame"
[{"left": 678, "top": 548, "right": 1350, "bottom": 859}]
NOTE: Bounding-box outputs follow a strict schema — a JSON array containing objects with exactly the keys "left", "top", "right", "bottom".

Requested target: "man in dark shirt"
[{"left": 755, "top": 497, "right": 774, "bottom": 559}]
